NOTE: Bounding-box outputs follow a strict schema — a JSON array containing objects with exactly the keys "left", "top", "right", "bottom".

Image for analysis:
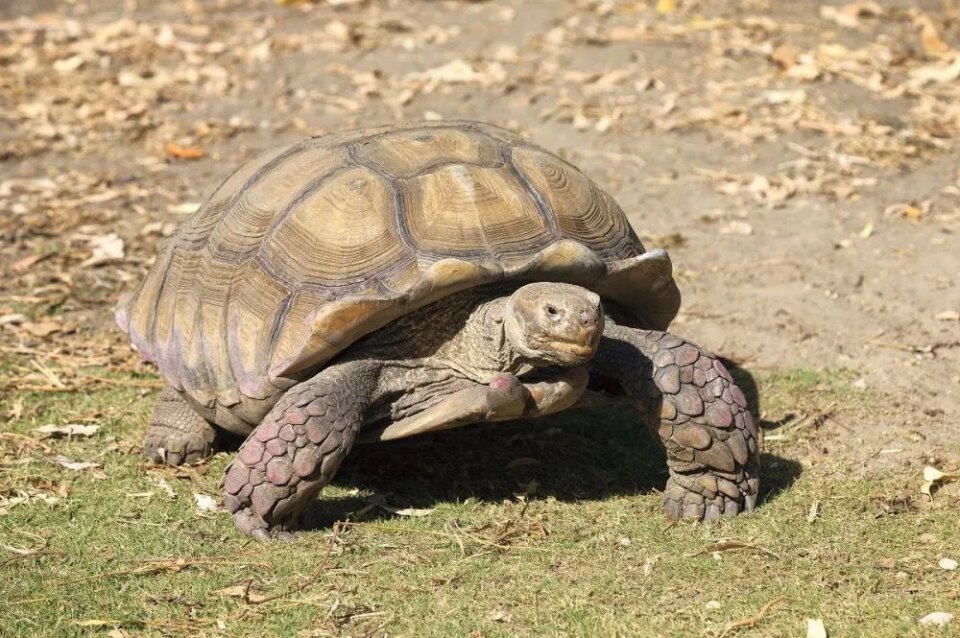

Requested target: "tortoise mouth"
[
  {"left": 548, "top": 340, "right": 597, "bottom": 357},
  {"left": 529, "top": 338, "right": 599, "bottom": 366}
]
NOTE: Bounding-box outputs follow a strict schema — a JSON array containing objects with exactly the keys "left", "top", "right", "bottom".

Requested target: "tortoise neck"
[{"left": 476, "top": 296, "right": 528, "bottom": 374}]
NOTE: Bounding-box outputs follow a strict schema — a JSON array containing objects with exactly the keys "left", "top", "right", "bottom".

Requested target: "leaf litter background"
[{"left": 1, "top": 0, "right": 960, "bottom": 636}]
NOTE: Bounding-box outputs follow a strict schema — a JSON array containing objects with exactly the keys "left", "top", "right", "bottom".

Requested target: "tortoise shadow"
[{"left": 300, "top": 360, "right": 802, "bottom": 530}]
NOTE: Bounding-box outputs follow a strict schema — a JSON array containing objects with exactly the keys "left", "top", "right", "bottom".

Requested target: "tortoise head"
[{"left": 503, "top": 282, "right": 604, "bottom": 367}]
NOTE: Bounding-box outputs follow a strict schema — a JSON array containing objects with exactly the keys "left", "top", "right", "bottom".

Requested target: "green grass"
[{"left": 1, "top": 366, "right": 958, "bottom": 637}]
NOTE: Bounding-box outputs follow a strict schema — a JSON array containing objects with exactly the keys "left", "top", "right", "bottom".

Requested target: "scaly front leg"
[
  {"left": 359, "top": 367, "right": 588, "bottom": 442},
  {"left": 222, "top": 361, "right": 379, "bottom": 540},
  {"left": 592, "top": 322, "right": 760, "bottom": 521}
]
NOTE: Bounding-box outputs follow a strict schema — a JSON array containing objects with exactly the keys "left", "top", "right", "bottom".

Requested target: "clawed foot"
[
  {"left": 232, "top": 506, "right": 298, "bottom": 542},
  {"left": 144, "top": 427, "right": 215, "bottom": 466},
  {"left": 663, "top": 471, "right": 759, "bottom": 522},
  {"left": 144, "top": 387, "right": 218, "bottom": 466}
]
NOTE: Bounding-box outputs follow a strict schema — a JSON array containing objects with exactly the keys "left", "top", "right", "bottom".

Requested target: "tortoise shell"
[{"left": 117, "top": 120, "right": 680, "bottom": 428}]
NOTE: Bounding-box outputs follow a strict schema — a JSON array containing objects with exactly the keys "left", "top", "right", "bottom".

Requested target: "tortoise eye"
[{"left": 545, "top": 304, "right": 559, "bottom": 317}]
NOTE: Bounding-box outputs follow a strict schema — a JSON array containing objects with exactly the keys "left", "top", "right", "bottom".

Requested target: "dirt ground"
[{"left": 2, "top": 0, "right": 959, "bottom": 508}]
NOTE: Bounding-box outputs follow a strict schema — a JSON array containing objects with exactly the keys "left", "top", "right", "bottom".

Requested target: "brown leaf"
[
  {"left": 164, "top": 141, "right": 206, "bottom": 160},
  {"left": 54, "top": 455, "right": 102, "bottom": 471},
  {"left": 820, "top": 1, "right": 880, "bottom": 28},
  {"left": 769, "top": 43, "right": 800, "bottom": 70},
  {"left": 11, "top": 254, "right": 44, "bottom": 273},
  {"left": 21, "top": 321, "right": 62, "bottom": 338},
  {"left": 917, "top": 15, "right": 955, "bottom": 57},
  {"left": 81, "top": 233, "right": 125, "bottom": 267},
  {"left": 215, "top": 581, "right": 268, "bottom": 603}
]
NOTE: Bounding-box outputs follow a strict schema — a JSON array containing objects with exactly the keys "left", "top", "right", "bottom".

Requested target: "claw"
[
  {"left": 663, "top": 472, "right": 756, "bottom": 522},
  {"left": 723, "top": 499, "right": 740, "bottom": 517},
  {"left": 663, "top": 497, "right": 682, "bottom": 521},
  {"left": 681, "top": 495, "right": 705, "bottom": 520},
  {"left": 704, "top": 501, "right": 722, "bottom": 522}
]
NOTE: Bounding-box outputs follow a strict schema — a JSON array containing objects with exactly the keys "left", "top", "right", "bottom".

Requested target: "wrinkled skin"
[{"left": 145, "top": 282, "right": 759, "bottom": 539}]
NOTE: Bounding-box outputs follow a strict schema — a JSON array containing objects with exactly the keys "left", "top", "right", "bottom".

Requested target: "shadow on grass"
[{"left": 299, "top": 360, "right": 801, "bottom": 530}]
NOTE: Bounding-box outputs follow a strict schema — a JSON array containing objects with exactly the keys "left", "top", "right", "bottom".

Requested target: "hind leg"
[{"left": 144, "top": 386, "right": 218, "bottom": 466}]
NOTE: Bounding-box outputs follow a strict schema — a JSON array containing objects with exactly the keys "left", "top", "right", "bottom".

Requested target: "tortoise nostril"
[{"left": 579, "top": 308, "right": 598, "bottom": 328}]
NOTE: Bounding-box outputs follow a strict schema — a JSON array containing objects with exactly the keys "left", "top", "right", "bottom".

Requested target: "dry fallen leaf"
[
  {"left": 919, "top": 612, "right": 953, "bottom": 627},
  {"left": 806, "top": 618, "right": 828, "bottom": 638},
  {"left": 820, "top": 1, "right": 880, "bottom": 28},
  {"left": 21, "top": 321, "right": 62, "bottom": 338},
  {"left": 916, "top": 14, "right": 955, "bottom": 57},
  {"left": 53, "top": 55, "right": 85, "bottom": 74},
  {"left": 719, "top": 220, "right": 754, "bottom": 235},
  {"left": 770, "top": 43, "right": 800, "bottom": 70},
  {"left": 413, "top": 59, "right": 477, "bottom": 84},
  {"left": 365, "top": 494, "right": 436, "bottom": 517},
  {"left": 921, "top": 465, "right": 960, "bottom": 496},
  {"left": 909, "top": 55, "right": 960, "bottom": 87},
  {"left": 656, "top": 0, "right": 677, "bottom": 15},
  {"left": 153, "top": 477, "right": 177, "bottom": 499},
  {"left": 81, "top": 233, "right": 125, "bottom": 268},
  {"left": 215, "top": 582, "right": 267, "bottom": 603},
  {"left": 786, "top": 54, "right": 821, "bottom": 81},
  {"left": 10, "top": 253, "right": 45, "bottom": 273},
  {"left": 164, "top": 141, "right": 206, "bottom": 160},
  {"left": 193, "top": 493, "right": 221, "bottom": 512},
  {"left": 764, "top": 89, "right": 806, "bottom": 105},
  {"left": 54, "top": 455, "right": 102, "bottom": 471},
  {"left": 489, "top": 610, "right": 513, "bottom": 623},
  {"left": 36, "top": 424, "right": 100, "bottom": 438},
  {"left": 167, "top": 202, "right": 201, "bottom": 215}
]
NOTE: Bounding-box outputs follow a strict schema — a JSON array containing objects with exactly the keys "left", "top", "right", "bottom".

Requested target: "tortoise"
[{"left": 117, "top": 120, "right": 760, "bottom": 539}]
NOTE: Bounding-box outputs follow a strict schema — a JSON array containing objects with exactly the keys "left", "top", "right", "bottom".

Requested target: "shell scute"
[
  {"left": 510, "top": 146, "right": 640, "bottom": 261},
  {"left": 259, "top": 166, "right": 415, "bottom": 287},
  {"left": 352, "top": 127, "right": 501, "bottom": 177},
  {"left": 402, "top": 164, "right": 552, "bottom": 261}
]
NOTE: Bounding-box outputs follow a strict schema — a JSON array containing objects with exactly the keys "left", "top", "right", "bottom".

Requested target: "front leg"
[
  {"left": 592, "top": 322, "right": 760, "bottom": 521},
  {"left": 359, "top": 367, "right": 588, "bottom": 443},
  {"left": 222, "top": 361, "right": 379, "bottom": 540}
]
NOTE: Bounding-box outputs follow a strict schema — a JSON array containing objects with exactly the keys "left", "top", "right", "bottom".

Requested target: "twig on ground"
[
  {"left": 686, "top": 539, "right": 779, "bottom": 559},
  {"left": 718, "top": 597, "right": 788, "bottom": 638}
]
